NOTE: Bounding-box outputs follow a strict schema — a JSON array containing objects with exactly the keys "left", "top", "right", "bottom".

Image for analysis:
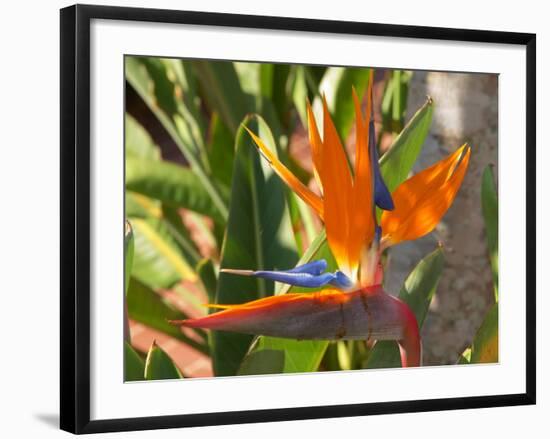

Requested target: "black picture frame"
[{"left": 60, "top": 4, "right": 536, "bottom": 434}]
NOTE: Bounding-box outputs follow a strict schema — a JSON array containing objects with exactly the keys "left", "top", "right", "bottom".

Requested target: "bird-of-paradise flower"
[{"left": 172, "top": 71, "right": 471, "bottom": 368}]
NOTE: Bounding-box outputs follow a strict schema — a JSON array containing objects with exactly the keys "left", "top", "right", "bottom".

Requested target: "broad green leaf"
[
  {"left": 266, "top": 64, "right": 291, "bottom": 125},
  {"left": 212, "top": 115, "right": 299, "bottom": 376},
  {"left": 144, "top": 341, "right": 183, "bottom": 380},
  {"left": 290, "top": 66, "right": 309, "bottom": 127},
  {"left": 196, "top": 258, "right": 218, "bottom": 305},
  {"left": 126, "top": 277, "right": 208, "bottom": 355},
  {"left": 367, "top": 247, "right": 444, "bottom": 369},
  {"left": 315, "top": 66, "right": 372, "bottom": 141},
  {"left": 243, "top": 230, "right": 336, "bottom": 374},
  {"left": 124, "top": 342, "right": 145, "bottom": 381},
  {"left": 470, "top": 303, "right": 499, "bottom": 364},
  {"left": 192, "top": 60, "right": 249, "bottom": 135},
  {"left": 481, "top": 166, "right": 499, "bottom": 301},
  {"left": 206, "top": 113, "right": 235, "bottom": 189},
  {"left": 379, "top": 97, "right": 434, "bottom": 194},
  {"left": 125, "top": 114, "right": 160, "bottom": 160},
  {"left": 125, "top": 57, "right": 228, "bottom": 220},
  {"left": 126, "top": 156, "right": 225, "bottom": 223},
  {"left": 237, "top": 350, "right": 285, "bottom": 376},
  {"left": 124, "top": 221, "right": 134, "bottom": 295},
  {"left": 130, "top": 217, "right": 196, "bottom": 288}
]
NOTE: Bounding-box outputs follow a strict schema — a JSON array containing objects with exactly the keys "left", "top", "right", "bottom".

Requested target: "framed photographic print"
[{"left": 60, "top": 4, "right": 536, "bottom": 434}]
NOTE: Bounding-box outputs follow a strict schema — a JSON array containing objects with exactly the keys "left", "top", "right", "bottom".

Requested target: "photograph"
[{"left": 123, "top": 56, "right": 499, "bottom": 380}]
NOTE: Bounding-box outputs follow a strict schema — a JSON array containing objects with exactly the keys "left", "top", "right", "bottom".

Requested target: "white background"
[{"left": 0, "top": 0, "right": 547, "bottom": 438}]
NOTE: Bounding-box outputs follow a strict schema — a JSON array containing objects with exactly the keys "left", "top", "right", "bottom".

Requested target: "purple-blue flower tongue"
[
  {"left": 221, "top": 259, "right": 352, "bottom": 289},
  {"left": 369, "top": 118, "right": 394, "bottom": 211},
  {"left": 286, "top": 259, "right": 327, "bottom": 275}
]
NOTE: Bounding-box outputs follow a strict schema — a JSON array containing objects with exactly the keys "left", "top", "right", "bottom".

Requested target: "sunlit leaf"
[
  {"left": 212, "top": 115, "right": 299, "bottom": 376},
  {"left": 457, "top": 347, "right": 471, "bottom": 365},
  {"left": 314, "top": 66, "right": 372, "bottom": 141},
  {"left": 130, "top": 217, "right": 196, "bottom": 288},
  {"left": 144, "top": 341, "right": 183, "bottom": 380},
  {"left": 126, "top": 156, "right": 225, "bottom": 223},
  {"left": 125, "top": 114, "right": 160, "bottom": 160}
]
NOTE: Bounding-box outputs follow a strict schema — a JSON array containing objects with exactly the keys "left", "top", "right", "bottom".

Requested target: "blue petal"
[
  {"left": 252, "top": 270, "right": 337, "bottom": 288},
  {"left": 369, "top": 119, "right": 394, "bottom": 211},
  {"left": 286, "top": 259, "right": 328, "bottom": 276},
  {"left": 223, "top": 259, "right": 353, "bottom": 289},
  {"left": 330, "top": 271, "right": 354, "bottom": 289}
]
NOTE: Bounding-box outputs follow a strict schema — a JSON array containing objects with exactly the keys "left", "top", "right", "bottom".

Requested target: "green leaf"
[
  {"left": 242, "top": 231, "right": 336, "bottom": 374},
  {"left": 457, "top": 347, "right": 471, "bottom": 365},
  {"left": 470, "top": 303, "right": 498, "bottom": 364},
  {"left": 267, "top": 64, "right": 291, "bottom": 125},
  {"left": 192, "top": 60, "right": 249, "bottom": 135},
  {"left": 290, "top": 66, "right": 309, "bottom": 128},
  {"left": 124, "top": 221, "right": 134, "bottom": 295},
  {"left": 367, "top": 247, "right": 444, "bottom": 369},
  {"left": 481, "top": 165, "right": 499, "bottom": 301},
  {"left": 212, "top": 115, "right": 299, "bottom": 376},
  {"left": 125, "top": 114, "right": 160, "bottom": 160},
  {"left": 125, "top": 57, "right": 228, "bottom": 220},
  {"left": 237, "top": 350, "right": 285, "bottom": 376},
  {"left": 144, "top": 341, "right": 183, "bottom": 380},
  {"left": 125, "top": 191, "right": 161, "bottom": 218},
  {"left": 126, "top": 156, "right": 225, "bottom": 223},
  {"left": 124, "top": 342, "right": 145, "bottom": 381},
  {"left": 196, "top": 258, "right": 218, "bottom": 305},
  {"left": 206, "top": 113, "right": 235, "bottom": 190},
  {"left": 130, "top": 217, "right": 196, "bottom": 289},
  {"left": 126, "top": 277, "right": 208, "bottom": 355},
  {"left": 381, "top": 70, "right": 413, "bottom": 134},
  {"left": 379, "top": 97, "right": 434, "bottom": 194},
  {"left": 315, "top": 66, "right": 372, "bottom": 141}
]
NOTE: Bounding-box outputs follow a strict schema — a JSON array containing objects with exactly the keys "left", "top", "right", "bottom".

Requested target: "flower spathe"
[{"left": 173, "top": 70, "right": 470, "bottom": 368}]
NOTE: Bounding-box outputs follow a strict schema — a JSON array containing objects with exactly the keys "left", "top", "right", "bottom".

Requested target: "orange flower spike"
[
  {"left": 319, "top": 96, "right": 354, "bottom": 277},
  {"left": 347, "top": 85, "right": 375, "bottom": 272},
  {"left": 381, "top": 144, "right": 471, "bottom": 246},
  {"left": 244, "top": 126, "right": 324, "bottom": 218}
]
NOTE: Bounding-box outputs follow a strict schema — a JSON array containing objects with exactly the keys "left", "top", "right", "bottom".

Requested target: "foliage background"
[{"left": 124, "top": 56, "right": 498, "bottom": 379}]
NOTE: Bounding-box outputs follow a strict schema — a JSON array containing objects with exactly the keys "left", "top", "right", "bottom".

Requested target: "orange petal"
[
  {"left": 381, "top": 144, "right": 471, "bottom": 245},
  {"left": 319, "top": 97, "right": 354, "bottom": 276},
  {"left": 348, "top": 84, "right": 375, "bottom": 273},
  {"left": 245, "top": 126, "right": 324, "bottom": 218}
]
